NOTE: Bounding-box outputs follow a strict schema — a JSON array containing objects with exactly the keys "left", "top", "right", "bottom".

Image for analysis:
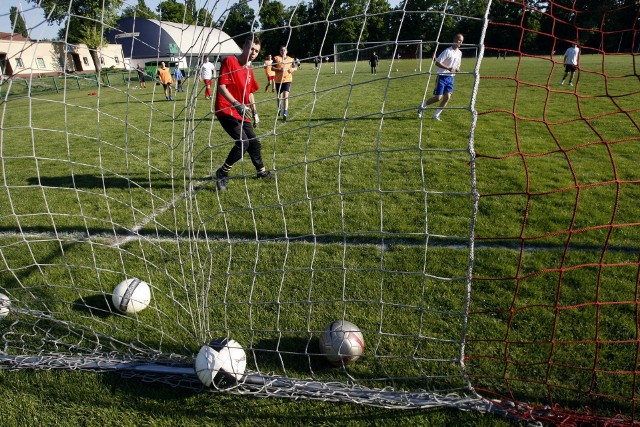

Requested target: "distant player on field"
[
  {"left": 200, "top": 56, "right": 217, "bottom": 100},
  {"left": 560, "top": 43, "right": 579, "bottom": 86},
  {"left": 173, "top": 66, "right": 184, "bottom": 92},
  {"left": 263, "top": 54, "right": 276, "bottom": 93},
  {"left": 135, "top": 64, "right": 147, "bottom": 88},
  {"left": 369, "top": 51, "right": 379, "bottom": 74},
  {"left": 157, "top": 61, "right": 174, "bottom": 101},
  {"left": 272, "top": 46, "right": 297, "bottom": 122},
  {"left": 213, "top": 35, "right": 272, "bottom": 191},
  {"left": 417, "top": 33, "right": 464, "bottom": 121}
]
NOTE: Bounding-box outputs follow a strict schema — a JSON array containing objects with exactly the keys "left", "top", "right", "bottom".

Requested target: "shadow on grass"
[
  {"left": 27, "top": 174, "right": 159, "bottom": 189},
  {"left": 71, "top": 294, "right": 114, "bottom": 318}
]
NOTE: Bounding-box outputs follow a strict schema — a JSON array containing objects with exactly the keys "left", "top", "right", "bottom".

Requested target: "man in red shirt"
[{"left": 214, "top": 35, "right": 272, "bottom": 191}]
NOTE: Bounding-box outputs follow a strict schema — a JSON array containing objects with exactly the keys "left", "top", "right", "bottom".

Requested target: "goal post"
[{"left": 333, "top": 40, "right": 423, "bottom": 73}]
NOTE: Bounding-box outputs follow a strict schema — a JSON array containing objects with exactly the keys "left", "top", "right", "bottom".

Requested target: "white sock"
[{"left": 434, "top": 109, "right": 443, "bottom": 117}]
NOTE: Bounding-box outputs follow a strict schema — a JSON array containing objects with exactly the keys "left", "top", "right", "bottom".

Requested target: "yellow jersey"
[
  {"left": 272, "top": 55, "right": 295, "bottom": 83},
  {"left": 264, "top": 59, "right": 276, "bottom": 77},
  {"left": 157, "top": 67, "right": 172, "bottom": 84}
]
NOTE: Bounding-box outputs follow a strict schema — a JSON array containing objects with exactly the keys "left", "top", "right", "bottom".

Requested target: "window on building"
[
  {"left": 36, "top": 57, "right": 46, "bottom": 68},
  {"left": 16, "top": 58, "right": 24, "bottom": 68},
  {"left": 83, "top": 57, "right": 89, "bottom": 65},
  {"left": 114, "top": 57, "right": 119, "bottom": 64}
]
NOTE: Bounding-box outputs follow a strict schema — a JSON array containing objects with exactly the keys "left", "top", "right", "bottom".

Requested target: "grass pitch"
[{"left": 0, "top": 51, "right": 638, "bottom": 424}]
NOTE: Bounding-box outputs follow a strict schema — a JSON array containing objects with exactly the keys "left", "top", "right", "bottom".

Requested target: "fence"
[{"left": 0, "top": 71, "right": 136, "bottom": 98}]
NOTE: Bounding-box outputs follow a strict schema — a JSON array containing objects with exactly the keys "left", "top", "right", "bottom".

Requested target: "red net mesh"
[{"left": 467, "top": 0, "right": 640, "bottom": 424}]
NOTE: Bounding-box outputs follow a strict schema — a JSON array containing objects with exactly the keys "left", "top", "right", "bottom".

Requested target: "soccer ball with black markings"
[
  {"left": 0, "top": 293, "right": 10, "bottom": 318},
  {"left": 319, "top": 320, "right": 365, "bottom": 365},
  {"left": 111, "top": 278, "right": 151, "bottom": 314},
  {"left": 195, "top": 338, "right": 247, "bottom": 387}
]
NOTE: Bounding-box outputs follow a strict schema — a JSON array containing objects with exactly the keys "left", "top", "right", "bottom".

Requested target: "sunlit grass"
[{"left": 0, "top": 51, "right": 638, "bottom": 424}]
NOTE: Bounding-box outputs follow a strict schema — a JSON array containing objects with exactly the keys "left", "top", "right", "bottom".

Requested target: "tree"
[
  {"left": 307, "top": 0, "right": 339, "bottom": 57},
  {"left": 29, "top": 0, "right": 124, "bottom": 71},
  {"left": 364, "top": 0, "right": 391, "bottom": 42},
  {"left": 157, "top": 0, "right": 194, "bottom": 24},
  {"left": 195, "top": 8, "right": 215, "bottom": 27},
  {"left": 185, "top": 0, "right": 197, "bottom": 21},
  {"left": 120, "top": 0, "right": 158, "bottom": 20},
  {"left": 283, "top": 3, "right": 311, "bottom": 58},
  {"left": 451, "top": 0, "right": 488, "bottom": 44},
  {"left": 258, "top": 0, "right": 287, "bottom": 55},
  {"left": 329, "top": 0, "right": 367, "bottom": 46},
  {"left": 10, "top": 6, "right": 29, "bottom": 38},
  {"left": 392, "top": 0, "right": 443, "bottom": 44},
  {"left": 222, "top": 1, "right": 257, "bottom": 45}
]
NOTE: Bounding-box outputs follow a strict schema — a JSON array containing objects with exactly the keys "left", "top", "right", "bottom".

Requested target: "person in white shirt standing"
[
  {"left": 200, "top": 56, "right": 217, "bottom": 100},
  {"left": 561, "top": 43, "right": 579, "bottom": 86},
  {"left": 418, "top": 33, "right": 464, "bottom": 121}
]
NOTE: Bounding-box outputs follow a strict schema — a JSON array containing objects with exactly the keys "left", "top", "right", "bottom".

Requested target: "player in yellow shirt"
[
  {"left": 263, "top": 54, "right": 276, "bottom": 93},
  {"left": 272, "top": 46, "right": 297, "bottom": 122},
  {"left": 156, "top": 61, "right": 174, "bottom": 101}
]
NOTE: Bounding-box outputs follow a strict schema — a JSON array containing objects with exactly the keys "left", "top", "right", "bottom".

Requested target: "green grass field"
[{"left": 0, "top": 51, "right": 638, "bottom": 425}]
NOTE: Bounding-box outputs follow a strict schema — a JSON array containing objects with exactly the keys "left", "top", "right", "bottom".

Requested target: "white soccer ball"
[
  {"left": 0, "top": 293, "right": 11, "bottom": 318},
  {"left": 319, "top": 320, "right": 365, "bottom": 365},
  {"left": 195, "top": 338, "right": 247, "bottom": 387},
  {"left": 112, "top": 278, "right": 151, "bottom": 314}
]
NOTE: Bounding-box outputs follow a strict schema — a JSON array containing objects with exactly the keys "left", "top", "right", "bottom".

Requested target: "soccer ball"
[
  {"left": 319, "top": 320, "right": 365, "bottom": 365},
  {"left": 195, "top": 338, "right": 247, "bottom": 387},
  {"left": 111, "top": 278, "right": 151, "bottom": 314},
  {"left": 0, "top": 293, "right": 10, "bottom": 318}
]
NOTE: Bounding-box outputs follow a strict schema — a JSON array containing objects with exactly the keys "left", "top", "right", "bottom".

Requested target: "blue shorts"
[{"left": 433, "top": 75, "right": 455, "bottom": 96}]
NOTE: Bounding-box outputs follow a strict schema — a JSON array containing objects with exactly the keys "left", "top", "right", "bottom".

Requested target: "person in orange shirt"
[
  {"left": 263, "top": 54, "right": 276, "bottom": 93},
  {"left": 156, "top": 61, "right": 174, "bottom": 101},
  {"left": 272, "top": 46, "right": 297, "bottom": 122}
]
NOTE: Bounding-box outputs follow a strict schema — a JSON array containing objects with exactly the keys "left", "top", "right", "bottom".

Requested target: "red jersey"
[{"left": 215, "top": 55, "right": 259, "bottom": 121}]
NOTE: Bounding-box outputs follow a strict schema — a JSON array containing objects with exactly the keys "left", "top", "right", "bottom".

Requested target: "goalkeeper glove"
[
  {"left": 232, "top": 100, "right": 249, "bottom": 117},
  {"left": 253, "top": 112, "right": 260, "bottom": 128}
]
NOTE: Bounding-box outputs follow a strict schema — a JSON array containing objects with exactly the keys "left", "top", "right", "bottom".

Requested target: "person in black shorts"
[
  {"left": 369, "top": 52, "right": 378, "bottom": 74},
  {"left": 560, "top": 43, "right": 580, "bottom": 86},
  {"left": 135, "top": 64, "right": 147, "bottom": 88}
]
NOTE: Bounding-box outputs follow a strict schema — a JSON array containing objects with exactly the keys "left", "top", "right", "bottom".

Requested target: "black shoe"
[
  {"left": 215, "top": 168, "right": 228, "bottom": 191},
  {"left": 257, "top": 170, "right": 273, "bottom": 179},
  {"left": 282, "top": 114, "right": 287, "bottom": 123}
]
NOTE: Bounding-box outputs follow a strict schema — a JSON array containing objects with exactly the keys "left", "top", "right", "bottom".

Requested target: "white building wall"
[
  {"left": 97, "top": 44, "right": 126, "bottom": 70},
  {"left": 0, "top": 37, "right": 126, "bottom": 77}
]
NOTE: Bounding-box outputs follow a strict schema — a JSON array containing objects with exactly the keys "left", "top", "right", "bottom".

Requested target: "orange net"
[{"left": 468, "top": 0, "right": 640, "bottom": 424}]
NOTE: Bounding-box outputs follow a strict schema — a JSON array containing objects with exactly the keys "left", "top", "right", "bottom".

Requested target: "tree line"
[{"left": 16, "top": 0, "right": 640, "bottom": 59}]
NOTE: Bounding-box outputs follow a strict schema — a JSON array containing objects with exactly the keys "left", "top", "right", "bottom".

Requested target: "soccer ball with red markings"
[{"left": 319, "top": 320, "right": 365, "bottom": 365}]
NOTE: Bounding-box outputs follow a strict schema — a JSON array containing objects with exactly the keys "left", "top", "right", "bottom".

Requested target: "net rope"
[{"left": 1, "top": 0, "right": 640, "bottom": 424}]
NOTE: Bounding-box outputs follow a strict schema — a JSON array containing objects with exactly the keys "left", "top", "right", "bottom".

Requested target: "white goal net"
[{"left": 1, "top": 0, "right": 505, "bottom": 415}]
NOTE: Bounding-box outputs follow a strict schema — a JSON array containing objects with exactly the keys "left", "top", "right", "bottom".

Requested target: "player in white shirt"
[
  {"left": 418, "top": 33, "right": 464, "bottom": 121},
  {"left": 200, "top": 56, "right": 217, "bottom": 99},
  {"left": 561, "top": 43, "right": 579, "bottom": 86}
]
